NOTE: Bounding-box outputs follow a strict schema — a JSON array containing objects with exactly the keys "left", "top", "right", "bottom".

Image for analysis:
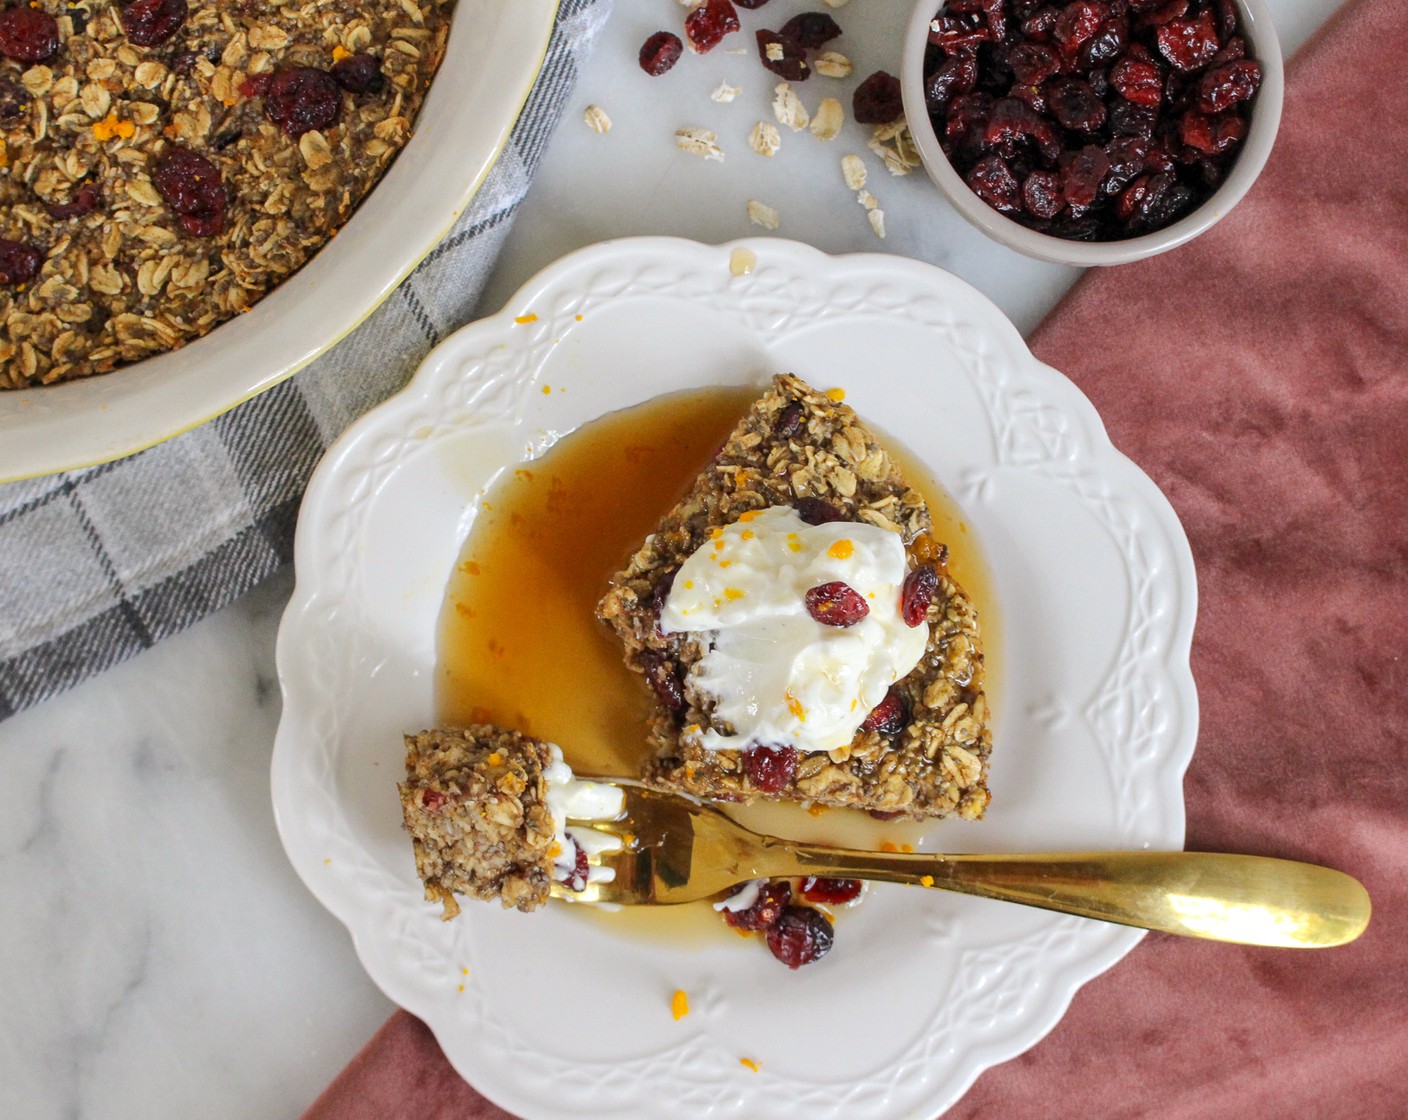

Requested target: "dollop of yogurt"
[
  {"left": 658, "top": 505, "right": 927, "bottom": 754},
  {"left": 542, "top": 744, "right": 624, "bottom": 888}
]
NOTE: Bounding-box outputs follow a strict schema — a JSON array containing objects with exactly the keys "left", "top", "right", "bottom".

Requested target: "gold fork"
[{"left": 549, "top": 783, "right": 1371, "bottom": 948}]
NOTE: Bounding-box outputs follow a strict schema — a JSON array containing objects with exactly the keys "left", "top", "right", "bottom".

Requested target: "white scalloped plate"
[
  {"left": 272, "top": 237, "right": 1198, "bottom": 1120},
  {"left": 0, "top": 0, "right": 558, "bottom": 482}
]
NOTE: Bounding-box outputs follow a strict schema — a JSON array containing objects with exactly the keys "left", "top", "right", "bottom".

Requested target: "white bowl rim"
[{"left": 900, "top": 0, "right": 1285, "bottom": 267}]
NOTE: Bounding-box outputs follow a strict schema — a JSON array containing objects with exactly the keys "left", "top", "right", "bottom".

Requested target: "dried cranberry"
[
  {"left": 1021, "top": 6, "right": 1060, "bottom": 41},
  {"left": 734, "top": 0, "right": 771, "bottom": 6},
  {"left": 1052, "top": 1, "right": 1108, "bottom": 55},
  {"left": 420, "top": 788, "right": 447, "bottom": 812},
  {"left": 0, "top": 77, "right": 29, "bottom": 122},
  {"left": 756, "top": 29, "right": 809, "bottom": 80},
  {"left": 1134, "top": 0, "right": 1188, "bottom": 27},
  {"left": 685, "top": 0, "right": 740, "bottom": 54},
  {"left": 744, "top": 744, "right": 797, "bottom": 793},
  {"left": 332, "top": 52, "right": 385, "bottom": 95},
  {"left": 926, "top": 53, "right": 979, "bottom": 114},
  {"left": 1108, "top": 98, "right": 1157, "bottom": 138},
  {"left": 858, "top": 689, "right": 909, "bottom": 736},
  {"left": 799, "top": 877, "right": 863, "bottom": 905},
  {"left": 1178, "top": 108, "right": 1245, "bottom": 155},
  {"left": 1022, "top": 169, "right": 1065, "bottom": 218},
  {"left": 639, "top": 31, "right": 683, "bottom": 76},
  {"left": 805, "top": 581, "right": 869, "bottom": 627},
  {"left": 1008, "top": 81, "right": 1048, "bottom": 116},
  {"left": 264, "top": 67, "right": 342, "bottom": 137},
  {"left": 943, "top": 92, "right": 994, "bottom": 161},
  {"left": 44, "top": 186, "right": 100, "bottom": 221},
  {"left": 120, "top": 0, "right": 187, "bottom": 48},
  {"left": 1078, "top": 17, "right": 1128, "bottom": 68},
  {"left": 1111, "top": 52, "right": 1164, "bottom": 105},
  {"left": 1195, "top": 58, "right": 1260, "bottom": 114},
  {"left": 1048, "top": 78, "right": 1107, "bottom": 132},
  {"left": 167, "top": 49, "right": 197, "bottom": 75},
  {"left": 965, "top": 153, "right": 1020, "bottom": 212},
  {"left": 153, "top": 147, "right": 227, "bottom": 237},
  {"left": 984, "top": 97, "right": 1060, "bottom": 162},
  {"left": 766, "top": 905, "right": 834, "bottom": 969},
  {"left": 794, "top": 497, "right": 845, "bottom": 525},
  {"left": 639, "top": 649, "right": 685, "bottom": 712},
  {"left": 929, "top": 15, "right": 991, "bottom": 52},
  {"left": 901, "top": 565, "right": 939, "bottom": 627},
  {"left": 1120, "top": 171, "right": 1192, "bottom": 230},
  {"left": 0, "top": 5, "right": 58, "bottom": 63},
  {"left": 853, "top": 70, "right": 903, "bottom": 124},
  {"left": 1102, "top": 135, "right": 1152, "bottom": 193},
  {"left": 1008, "top": 41, "right": 1060, "bottom": 85},
  {"left": 240, "top": 72, "right": 271, "bottom": 98},
  {"left": 1061, "top": 144, "right": 1111, "bottom": 206},
  {"left": 779, "top": 11, "right": 841, "bottom": 50},
  {"left": 1211, "top": 34, "right": 1246, "bottom": 66},
  {"left": 1156, "top": 10, "right": 1220, "bottom": 72},
  {"left": 868, "top": 808, "right": 905, "bottom": 821},
  {"left": 558, "top": 834, "right": 589, "bottom": 892},
  {"left": 774, "top": 400, "right": 804, "bottom": 439},
  {"left": 649, "top": 568, "right": 678, "bottom": 620},
  {"left": 1214, "top": 0, "right": 1240, "bottom": 39},
  {"left": 0, "top": 239, "right": 41, "bottom": 286},
  {"left": 722, "top": 880, "right": 791, "bottom": 930}
]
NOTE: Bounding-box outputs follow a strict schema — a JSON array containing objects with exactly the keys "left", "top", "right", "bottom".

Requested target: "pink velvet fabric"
[{"left": 301, "top": 1, "right": 1408, "bottom": 1116}]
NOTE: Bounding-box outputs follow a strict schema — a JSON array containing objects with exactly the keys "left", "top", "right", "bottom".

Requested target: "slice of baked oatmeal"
[
  {"left": 597, "top": 374, "right": 991, "bottom": 821},
  {"left": 399, "top": 726, "right": 558, "bottom": 917},
  {"left": 399, "top": 725, "right": 624, "bottom": 917}
]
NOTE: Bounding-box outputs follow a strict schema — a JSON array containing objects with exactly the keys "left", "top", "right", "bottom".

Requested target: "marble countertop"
[{"left": 0, "top": 2, "right": 1340, "bottom": 1117}]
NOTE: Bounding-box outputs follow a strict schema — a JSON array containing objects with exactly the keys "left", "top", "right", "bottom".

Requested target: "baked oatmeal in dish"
[
  {"left": 0, "top": 0, "right": 452, "bottom": 387},
  {"left": 598, "top": 374, "right": 992, "bottom": 821},
  {"left": 400, "top": 725, "right": 623, "bottom": 918}
]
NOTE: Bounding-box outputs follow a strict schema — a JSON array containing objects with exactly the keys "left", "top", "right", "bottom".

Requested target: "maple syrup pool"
[{"left": 434, "top": 384, "right": 1001, "bottom": 939}]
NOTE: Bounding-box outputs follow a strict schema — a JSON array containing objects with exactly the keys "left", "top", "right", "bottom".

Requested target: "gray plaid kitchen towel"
[{"left": 0, "top": 0, "right": 612, "bottom": 721}]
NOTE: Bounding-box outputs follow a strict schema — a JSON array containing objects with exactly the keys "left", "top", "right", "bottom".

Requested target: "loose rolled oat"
[
  {"left": 748, "top": 120, "right": 780, "bottom": 157},
  {"left": 812, "top": 50, "right": 853, "bottom": 79},
  {"left": 583, "top": 104, "right": 612, "bottom": 133},
  {"left": 675, "top": 125, "right": 724, "bottom": 160},
  {"left": 841, "top": 153, "right": 867, "bottom": 191},
  {"left": 0, "top": 0, "right": 454, "bottom": 388},
  {"left": 868, "top": 119, "right": 922, "bottom": 177},
  {"left": 809, "top": 96, "right": 843, "bottom": 141},
  {"left": 746, "top": 199, "right": 779, "bottom": 229},
  {"left": 771, "top": 81, "right": 808, "bottom": 131}
]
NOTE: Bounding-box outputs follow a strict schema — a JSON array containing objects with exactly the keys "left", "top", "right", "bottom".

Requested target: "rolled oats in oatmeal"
[
  {"left": 597, "top": 375, "right": 994, "bottom": 821},
  {"left": 0, "top": 0, "right": 453, "bottom": 387}
]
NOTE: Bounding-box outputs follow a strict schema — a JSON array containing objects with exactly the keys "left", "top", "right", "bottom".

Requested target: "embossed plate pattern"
[{"left": 271, "top": 237, "right": 1198, "bottom": 1120}]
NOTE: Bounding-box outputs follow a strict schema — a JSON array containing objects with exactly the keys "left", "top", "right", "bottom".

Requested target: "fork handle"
[{"left": 757, "top": 845, "right": 1371, "bottom": 948}]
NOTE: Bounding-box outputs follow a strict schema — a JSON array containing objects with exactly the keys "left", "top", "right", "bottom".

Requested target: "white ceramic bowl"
[
  {"left": 900, "top": 0, "right": 1284, "bottom": 266},
  {"left": 0, "top": 0, "right": 559, "bottom": 483}
]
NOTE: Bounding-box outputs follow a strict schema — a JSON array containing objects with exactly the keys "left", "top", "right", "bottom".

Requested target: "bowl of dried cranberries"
[{"left": 900, "top": 0, "right": 1283, "bottom": 265}]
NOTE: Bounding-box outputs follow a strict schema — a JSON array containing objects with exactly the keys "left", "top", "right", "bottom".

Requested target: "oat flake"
[
  {"left": 675, "top": 127, "right": 724, "bottom": 161},
  {"left": 748, "top": 121, "right": 781, "bottom": 157},
  {"left": 810, "top": 98, "right": 844, "bottom": 141},
  {"left": 583, "top": 104, "right": 612, "bottom": 133},
  {"left": 747, "top": 200, "right": 780, "bottom": 230},
  {"left": 772, "top": 82, "right": 809, "bottom": 132},
  {"left": 813, "top": 50, "right": 853, "bottom": 78}
]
